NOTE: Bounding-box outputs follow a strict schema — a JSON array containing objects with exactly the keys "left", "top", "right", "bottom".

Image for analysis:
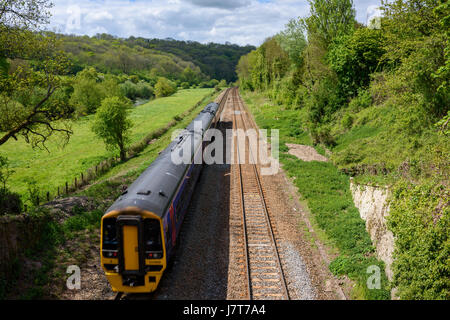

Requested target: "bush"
[
  {"left": 155, "top": 77, "right": 177, "bottom": 98},
  {"left": 306, "top": 74, "right": 344, "bottom": 126},
  {"left": 217, "top": 79, "right": 227, "bottom": 88},
  {"left": 328, "top": 28, "right": 386, "bottom": 98},
  {"left": 120, "top": 80, "right": 154, "bottom": 100},
  {"left": 388, "top": 180, "right": 449, "bottom": 300},
  {"left": 310, "top": 125, "right": 336, "bottom": 146},
  {"left": 0, "top": 190, "right": 22, "bottom": 215},
  {"left": 0, "top": 156, "right": 21, "bottom": 214},
  {"left": 135, "top": 81, "right": 154, "bottom": 99},
  {"left": 180, "top": 82, "right": 190, "bottom": 89},
  {"left": 119, "top": 80, "right": 138, "bottom": 100},
  {"left": 341, "top": 113, "right": 354, "bottom": 129},
  {"left": 25, "top": 179, "right": 41, "bottom": 207},
  {"left": 349, "top": 89, "right": 372, "bottom": 112}
]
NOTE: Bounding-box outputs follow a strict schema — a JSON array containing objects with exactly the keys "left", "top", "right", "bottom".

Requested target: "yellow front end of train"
[{"left": 100, "top": 208, "right": 167, "bottom": 293}]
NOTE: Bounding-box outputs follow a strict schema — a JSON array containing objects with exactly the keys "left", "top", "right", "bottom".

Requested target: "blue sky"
[{"left": 48, "top": 0, "right": 383, "bottom": 46}]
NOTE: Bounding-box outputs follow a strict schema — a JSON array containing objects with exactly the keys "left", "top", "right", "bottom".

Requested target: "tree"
[
  {"left": 180, "top": 81, "right": 190, "bottom": 89},
  {"left": 301, "top": 0, "right": 356, "bottom": 47},
  {"left": 70, "top": 67, "right": 104, "bottom": 115},
  {"left": 154, "top": 77, "right": 177, "bottom": 98},
  {"left": 328, "top": 28, "right": 386, "bottom": 98},
  {"left": 217, "top": 79, "right": 227, "bottom": 88},
  {"left": 181, "top": 66, "right": 198, "bottom": 85},
  {"left": 237, "top": 54, "right": 253, "bottom": 90},
  {"left": 379, "top": 0, "right": 449, "bottom": 118},
  {"left": 276, "top": 18, "right": 307, "bottom": 67},
  {"left": 91, "top": 97, "right": 132, "bottom": 161},
  {"left": 0, "top": 154, "right": 21, "bottom": 215},
  {"left": 0, "top": 0, "right": 73, "bottom": 148},
  {"left": 0, "top": 0, "right": 53, "bottom": 30}
]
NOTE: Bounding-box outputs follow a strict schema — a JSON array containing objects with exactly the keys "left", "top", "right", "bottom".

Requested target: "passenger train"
[{"left": 100, "top": 99, "right": 223, "bottom": 293}]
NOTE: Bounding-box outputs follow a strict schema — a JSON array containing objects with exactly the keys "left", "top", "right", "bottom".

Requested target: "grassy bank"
[
  {"left": 2, "top": 88, "right": 213, "bottom": 197},
  {"left": 242, "top": 90, "right": 390, "bottom": 300}
]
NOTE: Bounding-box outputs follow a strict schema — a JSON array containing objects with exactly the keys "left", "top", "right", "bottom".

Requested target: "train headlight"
[
  {"left": 146, "top": 252, "right": 162, "bottom": 259},
  {"left": 102, "top": 218, "right": 118, "bottom": 258},
  {"left": 144, "top": 219, "right": 163, "bottom": 259}
]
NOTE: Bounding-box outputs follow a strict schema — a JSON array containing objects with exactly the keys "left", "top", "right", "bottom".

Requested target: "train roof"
[{"left": 104, "top": 102, "right": 219, "bottom": 218}]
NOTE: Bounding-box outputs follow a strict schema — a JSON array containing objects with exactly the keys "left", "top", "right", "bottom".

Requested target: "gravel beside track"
[{"left": 61, "top": 88, "right": 346, "bottom": 300}]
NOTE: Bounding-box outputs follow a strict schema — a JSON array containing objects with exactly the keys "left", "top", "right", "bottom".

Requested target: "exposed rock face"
[{"left": 350, "top": 181, "right": 395, "bottom": 282}]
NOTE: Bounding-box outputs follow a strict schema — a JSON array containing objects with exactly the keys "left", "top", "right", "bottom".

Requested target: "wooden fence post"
[
  {"left": 75, "top": 177, "right": 77, "bottom": 189},
  {"left": 65, "top": 182, "right": 68, "bottom": 194},
  {"left": 46, "top": 192, "right": 50, "bottom": 202}
]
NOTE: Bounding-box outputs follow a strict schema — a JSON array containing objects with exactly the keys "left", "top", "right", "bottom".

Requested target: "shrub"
[
  {"left": 180, "top": 82, "right": 190, "bottom": 89},
  {"left": 328, "top": 28, "right": 386, "bottom": 98},
  {"left": 155, "top": 77, "right": 177, "bottom": 98},
  {"left": 388, "top": 180, "right": 449, "bottom": 300},
  {"left": 135, "top": 81, "right": 154, "bottom": 99},
  {"left": 310, "top": 125, "right": 336, "bottom": 146},
  {"left": 120, "top": 80, "right": 154, "bottom": 100},
  {"left": 119, "top": 80, "right": 138, "bottom": 100},
  {"left": 25, "top": 179, "right": 41, "bottom": 207},
  {"left": 129, "top": 75, "right": 139, "bottom": 84},
  {"left": 348, "top": 89, "right": 372, "bottom": 112},
  {"left": 341, "top": 113, "right": 354, "bottom": 129},
  {"left": 0, "top": 190, "right": 22, "bottom": 215},
  {"left": 306, "top": 74, "right": 344, "bottom": 126},
  {"left": 217, "top": 79, "right": 227, "bottom": 88}
]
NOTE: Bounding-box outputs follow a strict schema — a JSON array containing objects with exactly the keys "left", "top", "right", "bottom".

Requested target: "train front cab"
[{"left": 101, "top": 208, "right": 167, "bottom": 293}]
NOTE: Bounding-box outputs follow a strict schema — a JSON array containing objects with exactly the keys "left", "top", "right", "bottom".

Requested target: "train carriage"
[{"left": 100, "top": 101, "right": 223, "bottom": 293}]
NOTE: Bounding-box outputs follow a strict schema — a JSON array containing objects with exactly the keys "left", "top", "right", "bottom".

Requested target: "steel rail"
[{"left": 233, "top": 87, "right": 289, "bottom": 300}]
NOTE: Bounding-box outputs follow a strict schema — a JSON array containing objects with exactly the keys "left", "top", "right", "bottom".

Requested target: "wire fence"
[{"left": 36, "top": 90, "right": 218, "bottom": 205}]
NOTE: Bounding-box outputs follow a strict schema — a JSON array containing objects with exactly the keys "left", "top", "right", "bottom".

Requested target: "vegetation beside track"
[
  {"left": 242, "top": 91, "right": 390, "bottom": 300},
  {"left": 237, "top": 0, "right": 449, "bottom": 300}
]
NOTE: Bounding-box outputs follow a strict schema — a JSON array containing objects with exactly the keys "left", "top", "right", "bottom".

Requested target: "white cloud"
[
  {"left": 48, "top": 0, "right": 382, "bottom": 46},
  {"left": 185, "top": 0, "right": 251, "bottom": 9}
]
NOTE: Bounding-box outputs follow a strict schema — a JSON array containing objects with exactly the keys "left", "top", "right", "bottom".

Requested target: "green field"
[{"left": 1, "top": 88, "right": 213, "bottom": 196}]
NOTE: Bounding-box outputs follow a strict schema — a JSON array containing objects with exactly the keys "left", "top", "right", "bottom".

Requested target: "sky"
[{"left": 48, "top": 0, "right": 383, "bottom": 46}]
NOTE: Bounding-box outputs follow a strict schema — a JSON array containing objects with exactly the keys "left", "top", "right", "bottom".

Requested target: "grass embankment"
[
  {"left": 242, "top": 90, "right": 390, "bottom": 300},
  {"left": 2, "top": 89, "right": 221, "bottom": 299},
  {"left": 2, "top": 88, "right": 213, "bottom": 197}
]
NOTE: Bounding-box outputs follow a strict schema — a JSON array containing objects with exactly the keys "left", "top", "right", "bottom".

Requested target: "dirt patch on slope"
[{"left": 286, "top": 144, "right": 328, "bottom": 162}]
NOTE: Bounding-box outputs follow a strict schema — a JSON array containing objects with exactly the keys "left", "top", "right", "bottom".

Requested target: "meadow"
[{"left": 1, "top": 88, "right": 213, "bottom": 197}]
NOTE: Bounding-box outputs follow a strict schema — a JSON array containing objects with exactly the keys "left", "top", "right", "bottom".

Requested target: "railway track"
[
  {"left": 231, "top": 88, "right": 289, "bottom": 300},
  {"left": 114, "top": 88, "right": 290, "bottom": 300}
]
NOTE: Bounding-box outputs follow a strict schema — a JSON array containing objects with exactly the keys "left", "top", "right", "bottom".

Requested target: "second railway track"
[{"left": 231, "top": 88, "right": 290, "bottom": 300}]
